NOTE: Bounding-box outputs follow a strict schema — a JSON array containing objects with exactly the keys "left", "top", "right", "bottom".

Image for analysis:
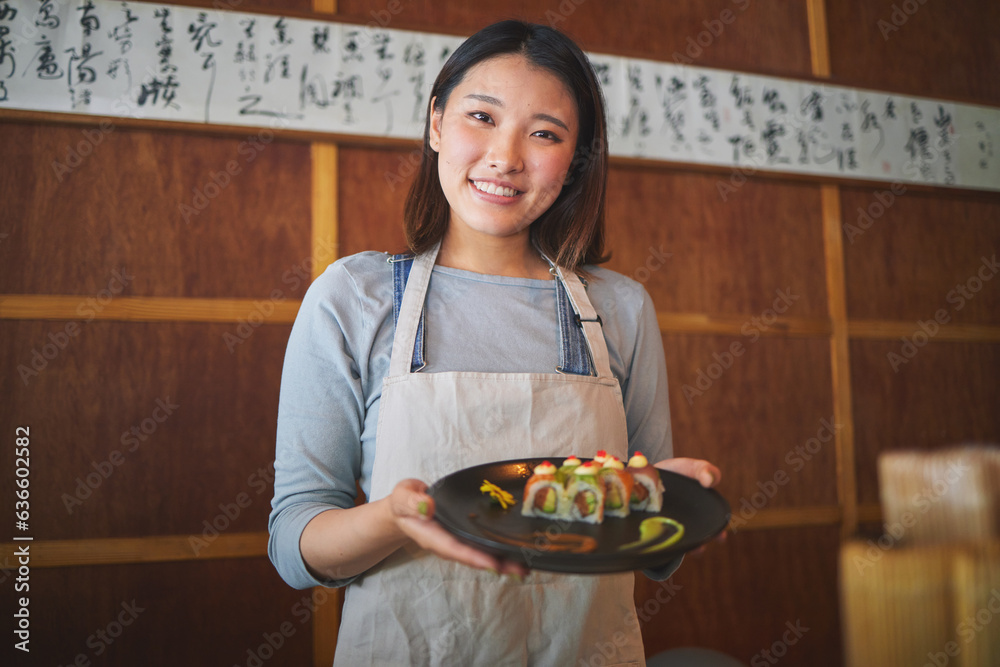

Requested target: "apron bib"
[{"left": 334, "top": 243, "right": 645, "bottom": 666}]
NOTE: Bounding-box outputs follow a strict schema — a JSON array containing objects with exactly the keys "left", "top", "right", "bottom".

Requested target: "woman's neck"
[{"left": 437, "top": 228, "right": 552, "bottom": 280}]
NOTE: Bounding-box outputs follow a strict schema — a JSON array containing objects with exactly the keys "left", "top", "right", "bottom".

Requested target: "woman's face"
[{"left": 429, "top": 54, "right": 580, "bottom": 246}]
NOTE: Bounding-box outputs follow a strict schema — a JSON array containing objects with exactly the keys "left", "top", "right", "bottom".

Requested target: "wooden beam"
[
  {"left": 657, "top": 312, "right": 831, "bottom": 338},
  {"left": 0, "top": 295, "right": 300, "bottom": 323},
  {"left": 806, "top": 0, "right": 832, "bottom": 78},
  {"left": 0, "top": 532, "right": 267, "bottom": 568},
  {"left": 311, "top": 143, "right": 340, "bottom": 280},
  {"left": 808, "top": 0, "right": 859, "bottom": 540},
  {"left": 10, "top": 295, "right": 997, "bottom": 344},
  {"left": 729, "top": 505, "right": 842, "bottom": 532},
  {"left": 821, "top": 184, "right": 859, "bottom": 539},
  {"left": 849, "top": 320, "right": 1000, "bottom": 343}
]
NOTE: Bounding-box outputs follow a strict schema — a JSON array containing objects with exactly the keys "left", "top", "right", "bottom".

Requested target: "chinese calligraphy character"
[
  {"left": 312, "top": 26, "right": 330, "bottom": 54},
  {"left": 77, "top": 0, "right": 99, "bottom": 37}
]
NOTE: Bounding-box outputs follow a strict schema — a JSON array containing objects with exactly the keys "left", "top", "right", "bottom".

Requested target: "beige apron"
[{"left": 334, "top": 243, "right": 645, "bottom": 666}]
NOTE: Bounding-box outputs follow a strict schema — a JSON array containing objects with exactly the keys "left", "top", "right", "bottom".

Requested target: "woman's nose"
[{"left": 485, "top": 130, "right": 524, "bottom": 174}]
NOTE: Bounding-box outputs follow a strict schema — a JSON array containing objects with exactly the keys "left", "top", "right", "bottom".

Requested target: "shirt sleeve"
[
  {"left": 619, "top": 285, "right": 682, "bottom": 581},
  {"left": 268, "top": 262, "right": 370, "bottom": 590},
  {"left": 621, "top": 286, "right": 674, "bottom": 463}
]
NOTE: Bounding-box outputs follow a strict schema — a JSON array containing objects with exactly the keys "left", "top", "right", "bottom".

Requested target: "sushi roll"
[
  {"left": 521, "top": 461, "right": 565, "bottom": 518},
  {"left": 627, "top": 452, "right": 665, "bottom": 512},
  {"left": 565, "top": 461, "right": 605, "bottom": 524},
  {"left": 593, "top": 450, "right": 610, "bottom": 466},
  {"left": 555, "top": 455, "right": 582, "bottom": 485},
  {"left": 599, "top": 456, "right": 634, "bottom": 518}
]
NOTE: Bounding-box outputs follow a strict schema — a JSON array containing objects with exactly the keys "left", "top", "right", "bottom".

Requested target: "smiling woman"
[
  {"left": 429, "top": 55, "right": 580, "bottom": 279},
  {"left": 404, "top": 20, "right": 611, "bottom": 275},
  {"left": 268, "top": 19, "right": 721, "bottom": 667}
]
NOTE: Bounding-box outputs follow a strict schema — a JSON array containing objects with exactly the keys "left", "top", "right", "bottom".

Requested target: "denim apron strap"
[
  {"left": 537, "top": 250, "right": 613, "bottom": 380},
  {"left": 387, "top": 242, "right": 439, "bottom": 376},
  {"left": 390, "top": 245, "right": 600, "bottom": 377},
  {"left": 389, "top": 252, "right": 425, "bottom": 372},
  {"left": 554, "top": 279, "right": 593, "bottom": 376}
]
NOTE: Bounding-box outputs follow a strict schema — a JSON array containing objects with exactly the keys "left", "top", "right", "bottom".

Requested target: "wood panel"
[
  {"left": 664, "top": 334, "right": 838, "bottom": 510},
  {"left": 636, "top": 525, "right": 842, "bottom": 666},
  {"left": 850, "top": 340, "right": 1000, "bottom": 505},
  {"left": 0, "top": 558, "right": 313, "bottom": 667},
  {"left": 337, "top": 0, "right": 814, "bottom": 77},
  {"left": 338, "top": 146, "right": 413, "bottom": 255},
  {"left": 606, "top": 167, "right": 828, "bottom": 318},
  {"left": 0, "top": 295, "right": 301, "bottom": 323},
  {"left": 0, "top": 123, "right": 312, "bottom": 299},
  {"left": 0, "top": 532, "right": 267, "bottom": 567},
  {"left": 827, "top": 0, "right": 1000, "bottom": 105},
  {"left": 841, "top": 187, "right": 1000, "bottom": 325},
  {"left": 0, "top": 321, "right": 289, "bottom": 540}
]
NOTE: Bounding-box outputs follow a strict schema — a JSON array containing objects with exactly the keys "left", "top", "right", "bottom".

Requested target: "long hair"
[{"left": 403, "top": 20, "right": 610, "bottom": 272}]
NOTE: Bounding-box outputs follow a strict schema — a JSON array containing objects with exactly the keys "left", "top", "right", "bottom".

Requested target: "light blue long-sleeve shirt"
[{"left": 268, "top": 251, "right": 677, "bottom": 589}]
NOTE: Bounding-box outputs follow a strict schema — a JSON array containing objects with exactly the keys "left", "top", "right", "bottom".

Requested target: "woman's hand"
[
  {"left": 388, "top": 479, "right": 529, "bottom": 577},
  {"left": 653, "top": 458, "right": 726, "bottom": 554},
  {"left": 653, "top": 457, "right": 721, "bottom": 488}
]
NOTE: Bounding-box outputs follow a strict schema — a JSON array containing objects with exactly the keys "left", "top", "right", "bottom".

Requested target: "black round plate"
[{"left": 427, "top": 457, "right": 731, "bottom": 574}]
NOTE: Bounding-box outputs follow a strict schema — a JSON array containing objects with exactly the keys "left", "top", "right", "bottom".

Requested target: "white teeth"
[{"left": 473, "top": 181, "right": 518, "bottom": 197}]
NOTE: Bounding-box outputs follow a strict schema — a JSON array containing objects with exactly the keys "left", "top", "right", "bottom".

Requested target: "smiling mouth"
[{"left": 471, "top": 180, "right": 521, "bottom": 198}]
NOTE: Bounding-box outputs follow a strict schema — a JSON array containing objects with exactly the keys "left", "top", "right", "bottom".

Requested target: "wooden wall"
[{"left": 1, "top": 1, "right": 998, "bottom": 665}]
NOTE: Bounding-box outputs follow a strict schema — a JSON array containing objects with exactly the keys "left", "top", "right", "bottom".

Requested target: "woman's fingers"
[
  {"left": 653, "top": 457, "right": 721, "bottom": 488},
  {"left": 389, "top": 479, "right": 530, "bottom": 577},
  {"left": 398, "top": 515, "right": 530, "bottom": 576},
  {"left": 388, "top": 478, "right": 435, "bottom": 521}
]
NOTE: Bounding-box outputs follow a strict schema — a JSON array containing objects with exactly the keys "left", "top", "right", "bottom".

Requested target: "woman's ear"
[{"left": 428, "top": 96, "right": 442, "bottom": 153}]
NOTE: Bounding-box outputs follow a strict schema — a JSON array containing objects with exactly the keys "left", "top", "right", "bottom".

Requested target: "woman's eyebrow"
[{"left": 464, "top": 93, "right": 570, "bottom": 132}]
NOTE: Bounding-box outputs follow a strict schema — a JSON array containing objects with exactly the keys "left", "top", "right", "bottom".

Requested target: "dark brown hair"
[{"left": 403, "top": 20, "right": 609, "bottom": 272}]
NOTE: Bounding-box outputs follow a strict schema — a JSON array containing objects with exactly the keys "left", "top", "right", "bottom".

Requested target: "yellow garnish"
[
  {"left": 480, "top": 480, "right": 515, "bottom": 510},
  {"left": 620, "top": 517, "right": 685, "bottom": 553}
]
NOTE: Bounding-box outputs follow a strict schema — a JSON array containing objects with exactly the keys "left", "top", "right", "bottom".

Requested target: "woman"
[{"left": 269, "top": 20, "right": 721, "bottom": 665}]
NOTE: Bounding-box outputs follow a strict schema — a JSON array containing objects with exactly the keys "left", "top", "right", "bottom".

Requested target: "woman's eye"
[
  {"left": 470, "top": 111, "right": 493, "bottom": 123},
  {"left": 533, "top": 130, "right": 561, "bottom": 142}
]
